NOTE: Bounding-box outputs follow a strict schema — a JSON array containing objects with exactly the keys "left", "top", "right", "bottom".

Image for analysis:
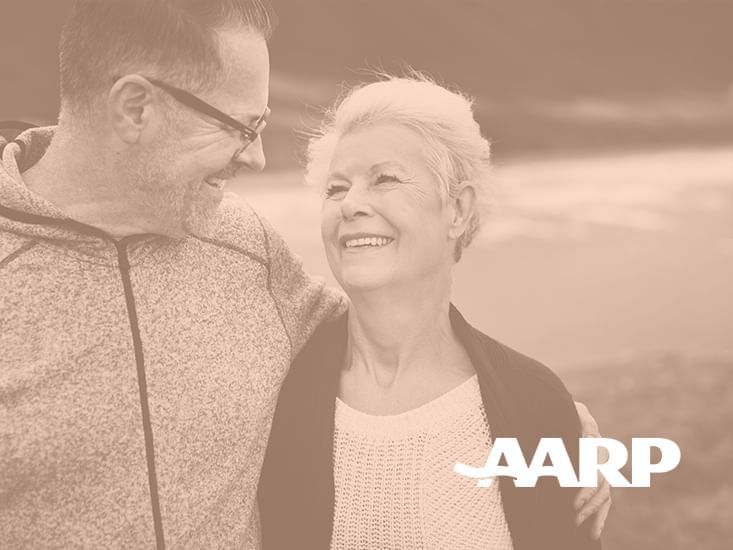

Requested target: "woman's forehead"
[{"left": 330, "top": 125, "right": 428, "bottom": 168}]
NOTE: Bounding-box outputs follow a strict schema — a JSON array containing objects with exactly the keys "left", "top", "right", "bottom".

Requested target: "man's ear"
[
  {"left": 447, "top": 184, "right": 477, "bottom": 240},
  {"left": 107, "top": 75, "right": 159, "bottom": 144}
]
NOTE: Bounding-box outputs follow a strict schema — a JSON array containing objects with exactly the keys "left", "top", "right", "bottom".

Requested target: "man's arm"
[
  {"left": 257, "top": 213, "right": 347, "bottom": 360},
  {"left": 573, "top": 401, "right": 612, "bottom": 539}
]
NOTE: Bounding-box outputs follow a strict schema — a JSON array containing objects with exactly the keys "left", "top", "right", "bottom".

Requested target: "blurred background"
[{"left": 2, "top": 1, "right": 732, "bottom": 548}]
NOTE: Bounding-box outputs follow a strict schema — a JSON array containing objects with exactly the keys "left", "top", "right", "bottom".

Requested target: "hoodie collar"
[
  {"left": 0, "top": 125, "right": 161, "bottom": 264},
  {"left": 0, "top": 126, "right": 68, "bottom": 219}
]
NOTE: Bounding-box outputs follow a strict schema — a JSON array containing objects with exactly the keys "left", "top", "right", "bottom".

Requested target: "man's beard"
[
  {"left": 181, "top": 182, "right": 223, "bottom": 237},
  {"left": 132, "top": 166, "right": 224, "bottom": 239}
]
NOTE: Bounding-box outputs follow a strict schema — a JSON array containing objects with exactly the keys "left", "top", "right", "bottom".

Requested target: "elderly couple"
[{"left": 1, "top": 1, "right": 609, "bottom": 549}]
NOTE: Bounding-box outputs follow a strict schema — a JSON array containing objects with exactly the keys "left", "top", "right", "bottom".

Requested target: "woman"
[{"left": 259, "top": 75, "right": 606, "bottom": 549}]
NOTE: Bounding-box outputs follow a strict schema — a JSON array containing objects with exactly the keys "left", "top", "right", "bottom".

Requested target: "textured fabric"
[
  {"left": 0, "top": 126, "right": 346, "bottom": 549},
  {"left": 331, "top": 375, "right": 513, "bottom": 550},
  {"left": 258, "top": 309, "right": 601, "bottom": 550}
]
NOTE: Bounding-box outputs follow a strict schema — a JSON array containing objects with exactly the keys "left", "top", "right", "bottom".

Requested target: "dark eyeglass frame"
[{"left": 114, "top": 76, "right": 269, "bottom": 151}]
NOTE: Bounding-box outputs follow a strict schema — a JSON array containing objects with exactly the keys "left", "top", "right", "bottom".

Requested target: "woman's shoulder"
[
  {"left": 282, "top": 312, "right": 349, "bottom": 389},
  {"left": 450, "top": 306, "right": 580, "bottom": 436},
  {"left": 294, "top": 312, "right": 348, "bottom": 363},
  {"left": 481, "top": 332, "right": 572, "bottom": 403}
]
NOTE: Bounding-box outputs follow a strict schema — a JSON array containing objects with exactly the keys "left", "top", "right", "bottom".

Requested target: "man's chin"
[{"left": 182, "top": 205, "right": 223, "bottom": 238}]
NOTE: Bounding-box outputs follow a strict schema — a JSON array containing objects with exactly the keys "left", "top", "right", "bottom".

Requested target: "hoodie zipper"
[
  {"left": 2, "top": 133, "right": 166, "bottom": 546},
  {"left": 115, "top": 238, "right": 166, "bottom": 550}
]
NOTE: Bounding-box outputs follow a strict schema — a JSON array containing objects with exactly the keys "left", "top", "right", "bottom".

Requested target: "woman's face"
[{"left": 321, "top": 123, "right": 457, "bottom": 295}]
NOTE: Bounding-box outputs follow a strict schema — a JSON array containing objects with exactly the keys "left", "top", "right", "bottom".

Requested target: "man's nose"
[{"left": 234, "top": 136, "right": 266, "bottom": 172}]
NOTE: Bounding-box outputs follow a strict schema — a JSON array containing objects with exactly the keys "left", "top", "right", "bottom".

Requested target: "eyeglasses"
[{"left": 117, "top": 76, "right": 270, "bottom": 151}]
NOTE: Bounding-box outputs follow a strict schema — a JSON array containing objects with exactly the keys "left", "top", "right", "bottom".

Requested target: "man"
[
  {"left": 0, "top": 1, "right": 608, "bottom": 548},
  {"left": 1, "top": 1, "right": 344, "bottom": 548}
]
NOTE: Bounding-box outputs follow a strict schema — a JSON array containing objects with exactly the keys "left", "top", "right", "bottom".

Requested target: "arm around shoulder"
[{"left": 255, "top": 213, "right": 347, "bottom": 360}]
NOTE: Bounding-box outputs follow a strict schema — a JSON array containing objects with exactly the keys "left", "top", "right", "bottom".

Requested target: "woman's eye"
[
  {"left": 375, "top": 174, "right": 402, "bottom": 184},
  {"left": 325, "top": 184, "right": 349, "bottom": 198}
]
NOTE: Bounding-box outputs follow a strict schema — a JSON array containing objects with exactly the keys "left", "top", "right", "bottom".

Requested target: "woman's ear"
[
  {"left": 447, "top": 183, "right": 477, "bottom": 240},
  {"left": 107, "top": 75, "right": 159, "bottom": 144}
]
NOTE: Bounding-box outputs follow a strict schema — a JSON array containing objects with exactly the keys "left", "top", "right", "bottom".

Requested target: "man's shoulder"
[{"left": 191, "top": 193, "right": 273, "bottom": 264}]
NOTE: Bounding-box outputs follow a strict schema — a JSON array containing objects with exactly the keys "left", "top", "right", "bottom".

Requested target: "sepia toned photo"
[{"left": 1, "top": 1, "right": 731, "bottom": 549}]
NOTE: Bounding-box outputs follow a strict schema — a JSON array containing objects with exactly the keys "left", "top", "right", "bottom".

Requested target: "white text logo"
[{"left": 454, "top": 437, "right": 680, "bottom": 488}]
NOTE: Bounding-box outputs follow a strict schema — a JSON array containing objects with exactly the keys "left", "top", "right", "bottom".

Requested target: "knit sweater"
[
  {"left": 0, "top": 126, "right": 345, "bottom": 549},
  {"left": 331, "top": 375, "right": 513, "bottom": 550},
  {"left": 258, "top": 309, "right": 601, "bottom": 550}
]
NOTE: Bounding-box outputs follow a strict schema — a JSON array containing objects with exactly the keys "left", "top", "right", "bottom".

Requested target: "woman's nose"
[{"left": 340, "top": 184, "right": 374, "bottom": 219}]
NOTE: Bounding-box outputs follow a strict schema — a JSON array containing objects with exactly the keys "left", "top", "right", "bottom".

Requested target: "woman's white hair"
[{"left": 306, "top": 72, "right": 492, "bottom": 261}]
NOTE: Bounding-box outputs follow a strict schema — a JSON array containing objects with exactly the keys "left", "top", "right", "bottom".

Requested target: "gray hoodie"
[{"left": 0, "top": 126, "right": 344, "bottom": 549}]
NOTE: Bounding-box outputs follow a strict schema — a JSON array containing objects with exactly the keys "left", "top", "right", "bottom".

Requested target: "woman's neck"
[
  {"left": 341, "top": 284, "right": 475, "bottom": 413},
  {"left": 347, "top": 294, "right": 448, "bottom": 368}
]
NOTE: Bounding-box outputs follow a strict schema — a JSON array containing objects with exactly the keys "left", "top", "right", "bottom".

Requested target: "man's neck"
[{"left": 22, "top": 128, "right": 159, "bottom": 238}]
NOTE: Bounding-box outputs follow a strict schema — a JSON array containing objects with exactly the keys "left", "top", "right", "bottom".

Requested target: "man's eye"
[{"left": 325, "top": 184, "right": 349, "bottom": 198}]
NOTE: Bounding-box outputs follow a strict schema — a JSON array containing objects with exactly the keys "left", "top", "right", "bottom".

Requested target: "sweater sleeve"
[{"left": 258, "top": 213, "right": 347, "bottom": 361}]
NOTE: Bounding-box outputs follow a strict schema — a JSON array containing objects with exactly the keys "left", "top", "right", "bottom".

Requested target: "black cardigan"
[{"left": 258, "top": 306, "right": 601, "bottom": 550}]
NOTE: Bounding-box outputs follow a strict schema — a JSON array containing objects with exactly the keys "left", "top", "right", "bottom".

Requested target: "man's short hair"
[{"left": 59, "top": 0, "right": 276, "bottom": 113}]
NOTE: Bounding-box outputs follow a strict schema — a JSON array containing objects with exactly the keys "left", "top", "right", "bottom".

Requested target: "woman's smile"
[{"left": 341, "top": 234, "right": 395, "bottom": 249}]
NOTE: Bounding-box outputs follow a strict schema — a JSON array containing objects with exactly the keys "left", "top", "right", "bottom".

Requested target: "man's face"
[{"left": 137, "top": 27, "right": 270, "bottom": 238}]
